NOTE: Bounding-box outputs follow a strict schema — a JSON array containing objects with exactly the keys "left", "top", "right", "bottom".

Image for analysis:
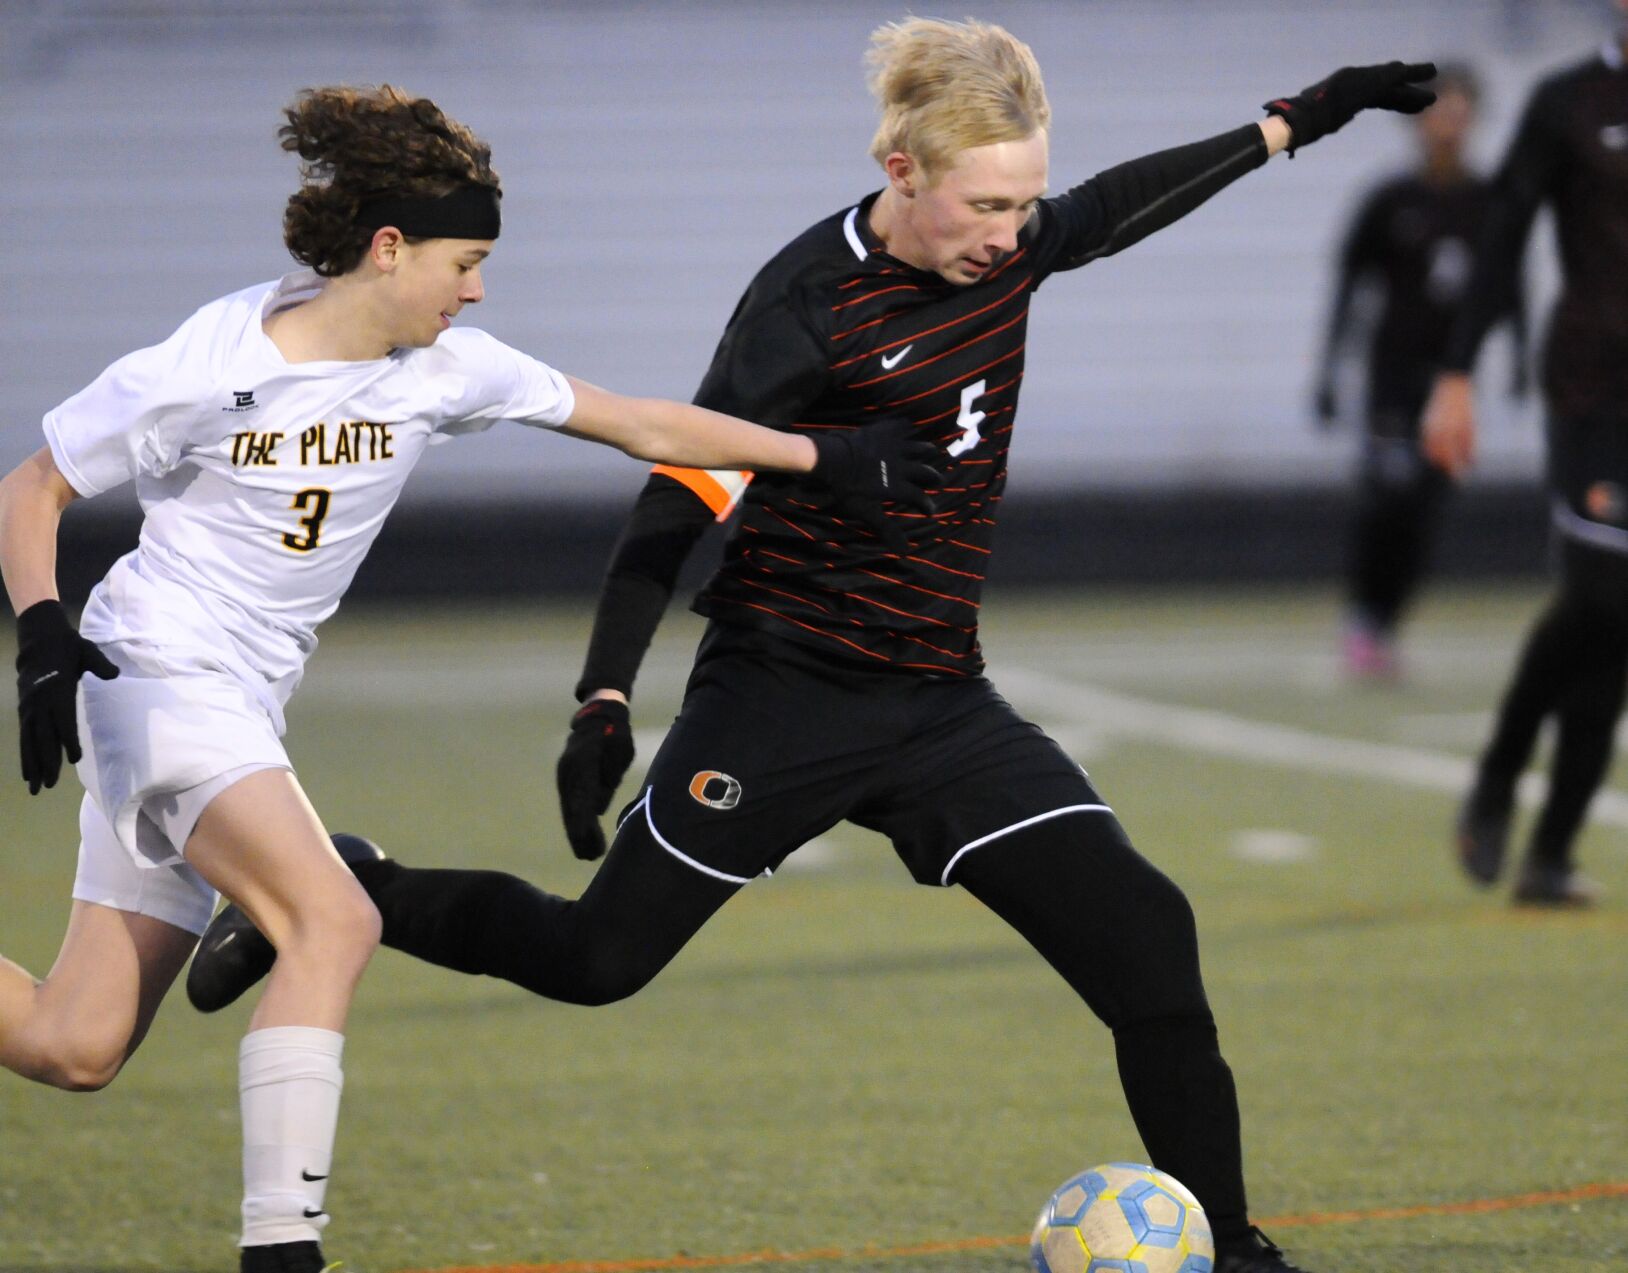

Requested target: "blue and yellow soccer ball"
[{"left": 1030, "top": 1162, "right": 1215, "bottom": 1273}]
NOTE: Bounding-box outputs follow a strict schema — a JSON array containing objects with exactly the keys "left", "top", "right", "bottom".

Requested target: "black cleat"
[
  {"left": 1512, "top": 862, "right": 1601, "bottom": 908},
  {"left": 1216, "top": 1226, "right": 1312, "bottom": 1272},
  {"left": 187, "top": 833, "right": 386, "bottom": 1013},
  {"left": 240, "top": 1239, "right": 332, "bottom": 1273},
  {"left": 1455, "top": 780, "right": 1514, "bottom": 886}
]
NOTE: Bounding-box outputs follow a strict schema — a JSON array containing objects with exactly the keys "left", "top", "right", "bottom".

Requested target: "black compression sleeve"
[
  {"left": 1441, "top": 81, "right": 1563, "bottom": 372},
  {"left": 1038, "top": 124, "right": 1269, "bottom": 275},
  {"left": 573, "top": 473, "right": 718, "bottom": 701}
]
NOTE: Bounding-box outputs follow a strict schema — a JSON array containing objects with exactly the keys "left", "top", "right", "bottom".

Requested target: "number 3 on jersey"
[
  {"left": 282, "top": 487, "right": 332, "bottom": 552},
  {"left": 949, "top": 379, "right": 987, "bottom": 457}
]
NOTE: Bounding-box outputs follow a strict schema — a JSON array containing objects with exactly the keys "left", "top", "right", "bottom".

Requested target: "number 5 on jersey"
[
  {"left": 949, "top": 379, "right": 987, "bottom": 457},
  {"left": 282, "top": 487, "right": 332, "bottom": 552}
]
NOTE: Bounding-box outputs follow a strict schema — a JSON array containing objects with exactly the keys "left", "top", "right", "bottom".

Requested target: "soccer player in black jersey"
[
  {"left": 188, "top": 20, "right": 1434, "bottom": 1272},
  {"left": 1314, "top": 65, "right": 1526, "bottom": 679},
  {"left": 1425, "top": 3, "right": 1628, "bottom": 907}
]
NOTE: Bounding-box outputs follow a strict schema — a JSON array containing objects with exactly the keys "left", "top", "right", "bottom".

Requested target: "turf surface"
[{"left": 2, "top": 584, "right": 1625, "bottom": 1272}]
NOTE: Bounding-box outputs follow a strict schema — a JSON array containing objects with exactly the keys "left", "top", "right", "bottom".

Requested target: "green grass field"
[{"left": 3, "top": 584, "right": 1626, "bottom": 1273}]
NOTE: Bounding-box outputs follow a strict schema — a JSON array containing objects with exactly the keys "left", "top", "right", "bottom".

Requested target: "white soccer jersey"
[{"left": 44, "top": 271, "right": 575, "bottom": 729}]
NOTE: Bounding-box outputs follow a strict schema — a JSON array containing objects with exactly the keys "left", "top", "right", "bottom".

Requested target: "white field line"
[
  {"left": 982, "top": 633, "right": 1524, "bottom": 686},
  {"left": 1396, "top": 709, "right": 1628, "bottom": 750},
  {"left": 1230, "top": 829, "right": 1320, "bottom": 864},
  {"left": 997, "top": 665, "right": 1628, "bottom": 834}
]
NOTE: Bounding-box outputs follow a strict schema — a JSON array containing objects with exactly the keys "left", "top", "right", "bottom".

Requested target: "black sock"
[
  {"left": 953, "top": 819, "right": 1254, "bottom": 1247},
  {"left": 351, "top": 858, "right": 566, "bottom": 984},
  {"left": 1114, "top": 1013, "right": 1250, "bottom": 1251},
  {"left": 348, "top": 820, "right": 737, "bottom": 1005}
]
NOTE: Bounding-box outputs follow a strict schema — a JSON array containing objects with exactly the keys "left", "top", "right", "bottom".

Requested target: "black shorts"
[
  {"left": 1547, "top": 410, "right": 1628, "bottom": 556},
  {"left": 623, "top": 624, "right": 1114, "bottom": 887}
]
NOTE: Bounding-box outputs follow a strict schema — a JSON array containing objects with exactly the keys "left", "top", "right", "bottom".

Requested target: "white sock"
[{"left": 238, "top": 1026, "right": 345, "bottom": 1248}]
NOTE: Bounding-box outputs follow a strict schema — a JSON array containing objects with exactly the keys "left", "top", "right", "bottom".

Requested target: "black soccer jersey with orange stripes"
[
  {"left": 694, "top": 192, "right": 1047, "bottom": 675},
  {"left": 678, "top": 124, "right": 1270, "bottom": 676}
]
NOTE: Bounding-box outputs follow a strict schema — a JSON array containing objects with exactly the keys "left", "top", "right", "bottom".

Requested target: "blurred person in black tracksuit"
[
  {"left": 1425, "top": 4, "right": 1628, "bottom": 905},
  {"left": 1314, "top": 64, "right": 1526, "bottom": 680}
]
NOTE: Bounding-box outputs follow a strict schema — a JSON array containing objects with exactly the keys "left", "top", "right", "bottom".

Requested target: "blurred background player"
[
  {"left": 1424, "top": 0, "right": 1628, "bottom": 906},
  {"left": 1313, "top": 63, "right": 1525, "bottom": 680},
  {"left": 188, "top": 20, "right": 1436, "bottom": 1273},
  {"left": 1, "top": 83, "right": 930, "bottom": 1273}
]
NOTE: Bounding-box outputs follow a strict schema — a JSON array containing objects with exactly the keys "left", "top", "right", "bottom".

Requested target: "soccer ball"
[{"left": 1030, "top": 1162, "right": 1215, "bottom": 1273}]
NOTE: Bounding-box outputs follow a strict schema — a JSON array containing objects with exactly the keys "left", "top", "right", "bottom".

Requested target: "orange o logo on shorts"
[{"left": 689, "top": 770, "right": 743, "bottom": 810}]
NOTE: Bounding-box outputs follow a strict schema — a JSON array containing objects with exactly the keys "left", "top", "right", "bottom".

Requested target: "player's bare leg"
[
  {"left": 0, "top": 902, "right": 194, "bottom": 1089},
  {"left": 186, "top": 770, "right": 379, "bottom": 1033},
  {"left": 185, "top": 769, "right": 380, "bottom": 1273}
]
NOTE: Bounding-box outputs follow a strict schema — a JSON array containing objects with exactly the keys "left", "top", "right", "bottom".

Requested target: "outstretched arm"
[
  {"left": 1041, "top": 62, "right": 1432, "bottom": 273},
  {"left": 1043, "top": 124, "right": 1274, "bottom": 271},
  {"left": 561, "top": 378, "right": 818, "bottom": 474}
]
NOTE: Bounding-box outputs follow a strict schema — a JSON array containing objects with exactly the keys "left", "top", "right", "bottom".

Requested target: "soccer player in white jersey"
[{"left": 0, "top": 85, "right": 935, "bottom": 1273}]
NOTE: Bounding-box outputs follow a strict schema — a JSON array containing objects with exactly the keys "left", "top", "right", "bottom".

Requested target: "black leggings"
[
  {"left": 1348, "top": 438, "right": 1451, "bottom": 633},
  {"left": 1478, "top": 536, "right": 1628, "bottom": 864},
  {"left": 350, "top": 805, "right": 1251, "bottom": 1242}
]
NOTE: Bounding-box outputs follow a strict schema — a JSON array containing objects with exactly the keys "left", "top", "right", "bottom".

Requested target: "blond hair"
[{"left": 866, "top": 17, "right": 1051, "bottom": 182}]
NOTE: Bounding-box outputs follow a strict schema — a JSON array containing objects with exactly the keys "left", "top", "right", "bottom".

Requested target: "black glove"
[
  {"left": 16, "top": 599, "right": 119, "bottom": 795},
  {"left": 809, "top": 418, "right": 941, "bottom": 553},
  {"left": 556, "top": 697, "right": 635, "bottom": 861},
  {"left": 1266, "top": 62, "right": 1436, "bottom": 153}
]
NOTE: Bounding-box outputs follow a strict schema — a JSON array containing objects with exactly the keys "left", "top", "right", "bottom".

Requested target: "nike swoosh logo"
[
  {"left": 302, "top": 1206, "right": 326, "bottom": 1218},
  {"left": 28, "top": 670, "right": 61, "bottom": 690},
  {"left": 301, "top": 1169, "right": 329, "bottom": 1181},
  {"left": 880, "top": 344, "right": 913, "bottom": 369}
]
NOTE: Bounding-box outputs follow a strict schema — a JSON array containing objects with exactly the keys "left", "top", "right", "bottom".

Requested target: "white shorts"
[
  {"left": 73, "top": 785, "right": 240, "bottom": 936},
  {"left": 74, "top": 641, "right": 292, "bottom": 880}
]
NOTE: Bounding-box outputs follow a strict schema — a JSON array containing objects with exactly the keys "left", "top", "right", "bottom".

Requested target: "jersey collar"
[
  {"left": 843, "top": 191, "right": 888, "bottom": 261},
  {"left": 842, "top": 190, "right": 952, "bottom": 285}
]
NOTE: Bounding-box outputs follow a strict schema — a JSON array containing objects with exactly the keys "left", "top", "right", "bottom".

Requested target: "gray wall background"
[{"left": 1, "top": 0, "right": 1615, "bottom": 512}]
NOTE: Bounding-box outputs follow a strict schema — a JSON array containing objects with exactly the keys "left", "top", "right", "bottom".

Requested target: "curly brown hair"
[{"left": 280, "top": 85, "right": 501, "bottom": 277}]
